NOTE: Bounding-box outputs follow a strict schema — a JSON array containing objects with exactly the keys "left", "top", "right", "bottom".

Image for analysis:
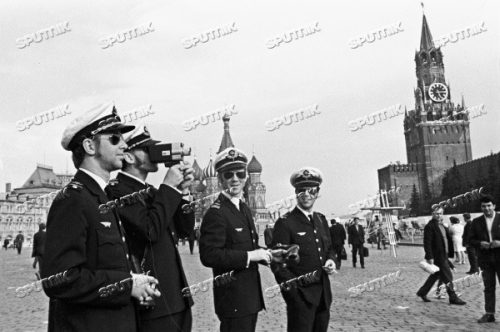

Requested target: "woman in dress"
[{"left": 449, "top": 216, "right": 465, "bottom": 264}]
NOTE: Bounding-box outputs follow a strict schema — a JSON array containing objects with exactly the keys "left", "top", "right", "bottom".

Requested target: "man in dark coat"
[
  {"left": 264, "top": 224, "right": 273, "bottom": 248},
  {"left": 107, "top": 122, "right": 195, "bottom": 331},
  {"left": 462, "top": 213, "right": 478, "bottom": 274},
  {"left": 32, "top": 223, "right": 46, "bottom": 280},
  {"left": 271, "top": 167, "right": 335, "bottom": 332},
  {"left": 468, "top": 195, "right": 500, "bottom": 323},
  {"left": 15, "top": 231, "right": 24, "bottom": 254},
  {"left": 348, "top": 218, "right": 365, "bottom": 268},
  {"left": 329, "top": 218, "right": 346, "bottom": 269},
  {"left": 41, "top": 102, "right": 160, "bottom": 332},
  {"left": 416, "top": 207, "right": 466, "bottom": 305},
  {"left": 200, "top": 148, "right": 271, "bottom": 332}
]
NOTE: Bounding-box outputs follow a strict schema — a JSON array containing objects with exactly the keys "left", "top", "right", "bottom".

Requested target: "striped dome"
[
  {"left": 203, "top": 157, "right": 217, "bottom": 178},
  {"left": 192, "top": 158, "right": 204, "bottom": 181}
]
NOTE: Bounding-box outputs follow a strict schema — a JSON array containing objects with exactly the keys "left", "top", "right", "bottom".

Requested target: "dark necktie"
[{"left": 308, "top": 214, "right": 314, "bottom": 225}]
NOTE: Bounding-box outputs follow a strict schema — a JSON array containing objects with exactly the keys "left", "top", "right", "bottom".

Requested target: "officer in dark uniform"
[
  {"left": 200, "top": 148, "right": 272, "bottom": 332},
  {"left": 271, "top": 167, "right": 335, "bottom": 332},
  {"left": 106, "top": 122, "right": 195, "bottom": 331},
  {"left": 41, "top": 102, "right": 160, "bottom": 332}
]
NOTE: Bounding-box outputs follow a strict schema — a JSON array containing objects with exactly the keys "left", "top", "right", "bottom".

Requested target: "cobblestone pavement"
[{"left": 1, "top": 243, "right": 499, "bottom": 331}]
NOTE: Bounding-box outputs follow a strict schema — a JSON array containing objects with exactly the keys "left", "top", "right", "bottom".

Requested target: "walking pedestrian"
[
  {"left": 15, "top": 231, "right": 24, "bottom": 254},
  {"left": 329, "top": 218, "right": 346, "bottom": 269},
  {"left": 416, "top": 207, "right": 466, "bottom": 305},
  {"left": 348, "top": 217, "right": 365, "bottom": 268},
  {"left": 462, "top": 213, "right": 479, "bottom": 274},
  {"left": 32, "top": 223, "right": 46, "bottom": 280},
  {"left": 468, "top": 195, "right": 500, "bottom": 323}
]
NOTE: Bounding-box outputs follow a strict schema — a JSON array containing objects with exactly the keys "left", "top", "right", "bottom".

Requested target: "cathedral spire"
[
  {"left": 217, "top": 114, "right": 235, "bottom": 154},
  {"left": 420, "top": 14, "right": 435, "bottom": 51}
]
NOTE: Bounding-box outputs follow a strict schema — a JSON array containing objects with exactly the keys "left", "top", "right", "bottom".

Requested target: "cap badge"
[
  {"left": 227, "top": 149, "right": 238, "bottom": 160},
  {"left": 302, "top": 170, "right": 311, "bottom": 179},
  {"left": 143, "top": 126, "right": 150, "bottom": 137}
]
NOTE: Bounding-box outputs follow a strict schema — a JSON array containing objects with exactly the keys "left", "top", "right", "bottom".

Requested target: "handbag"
[
  {"left": 419, "top": 260, "right": 440, "bottom": 274},
  {"left": 340, "top": 246, "right": 347, "bottom": 260},
  {"left": 363, "top": 247, "right": 369, "bottom": 257}
]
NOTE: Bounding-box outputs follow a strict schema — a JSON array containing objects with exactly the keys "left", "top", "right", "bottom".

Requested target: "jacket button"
[
  {"left": 122, "top": 237, "right": 126, "bottom": 242},
  {"left": 314, "top": 230, "right": 317, "bottom": 233},
  {"left": 126, "top": 254, "right": 129, "bottom": 259},
  {"left": 318, "top": 248, "right": 321, "bottom": 251},
  {"left": 316, "top": 239, "right": 319, "bottom": 242}
]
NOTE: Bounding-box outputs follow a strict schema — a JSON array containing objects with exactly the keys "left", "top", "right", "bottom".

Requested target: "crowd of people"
[{"left": 5, "top": 103, "right": 498, "bottom": 331}]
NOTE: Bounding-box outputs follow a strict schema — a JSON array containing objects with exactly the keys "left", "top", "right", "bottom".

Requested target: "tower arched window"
[{"left": 421, "top": 53, "right": 428, "bottom": 63}]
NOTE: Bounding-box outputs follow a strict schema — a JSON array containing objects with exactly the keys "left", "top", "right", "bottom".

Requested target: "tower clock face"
[{"left": 428, "top": 83, "right": 448, "bottom": 102}]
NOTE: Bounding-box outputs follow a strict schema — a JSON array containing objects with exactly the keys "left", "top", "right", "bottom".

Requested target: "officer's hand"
[
  {"left": 248, "top": 249, "right": 272, "bottom": 264},
  {"left": 480, "top": 241, "right": 491, "bottom": 249},
  {"left": 177, "top": 162, "right": 194, "bottom": 191},
  {"left": 163, "top": 164, "right": 186, "bottom": 188},
  {"left": 130, "top": 274, "right": 160, "bottom": 302},
  {"left": 323, "top": 259, "right": 337, "bottom": 274}
]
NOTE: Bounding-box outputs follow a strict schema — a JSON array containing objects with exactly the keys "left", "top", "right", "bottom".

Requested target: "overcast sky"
[{"left": 0, "top": 0, "right": 498, "bottom": 217}]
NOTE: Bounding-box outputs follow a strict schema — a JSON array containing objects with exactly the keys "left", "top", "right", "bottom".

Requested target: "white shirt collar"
[
  {"left": 222, "top": 191, "right": 242, "bottom": 210},
  {"left": 485, "top": 212, "right": 496, "bottom": 221},
  {"left": 120, "top": 171, "right": 146, "bottom": 186},
  {"left": 79, "top": 168, "right": 108, "bottom": 192},
  {"left": 296, "top": 206, "right": 313, "bottom": 219}
]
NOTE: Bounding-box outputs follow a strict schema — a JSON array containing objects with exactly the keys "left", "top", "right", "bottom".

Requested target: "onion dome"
[
  {"left": 196, "top": 181, "right": 206, "bottom": 192},
  {"left": 192, "top": 158, "right": 204, "bottom": 181},
  {"left": 203, "top": 157, "right": 217, "bottom": 178},
  {"left": 247, "top": 154, "right": 262, "bottom": 173}
]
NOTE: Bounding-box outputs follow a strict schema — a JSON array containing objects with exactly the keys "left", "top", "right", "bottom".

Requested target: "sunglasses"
[
  {"left": 222, "top": 170, "right": 246, "bottom": 180},
  {"left": 296, "top": 188, "right": 319, "bottom": 196},
  {"left": 95, "top": 133, "right": 124, "bottom": 145}
]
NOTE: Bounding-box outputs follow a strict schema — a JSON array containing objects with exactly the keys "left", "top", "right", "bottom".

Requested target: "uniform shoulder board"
[
  {"left": 210, "top": 200, "right": 221, "bottom": 209},
  {"left": 54, "top": 181, "right": 83, "bottom": 201},
  {"left": 108, "top": 178, "right": 120, "bottom": 186},
  {"left": 281, "top": 212, "right": 291, "bottom": 219},
  {"left": 316, "top": 212, "right": 325, "bottom": 218}
]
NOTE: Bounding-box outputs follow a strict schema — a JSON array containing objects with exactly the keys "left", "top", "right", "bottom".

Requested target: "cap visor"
[{"left": 103, "top": 123, "right": 135, "bottom": 134}]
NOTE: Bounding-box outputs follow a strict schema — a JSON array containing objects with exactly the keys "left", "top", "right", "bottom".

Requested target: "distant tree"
[
  {"left": 420, "top": 178, "right": 434, "bottom": 215},
  {"left": 409, "top": 183, "right": 420, "bottom": 216}
]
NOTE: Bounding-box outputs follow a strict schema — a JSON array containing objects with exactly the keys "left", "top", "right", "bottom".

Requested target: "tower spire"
[
  {"left": 217, "top": 114, "right": 235, "bottom": 154},
  {"left": 420, "top": 14, "right": 435, "bottom": 51}
]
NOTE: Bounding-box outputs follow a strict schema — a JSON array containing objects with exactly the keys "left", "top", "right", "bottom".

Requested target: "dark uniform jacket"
[
  {"left": 270, "top": 207, "right": 334, "bottom": 308},
  {"left": 106, "top": 172, "right": 195, "bottom": 321},
  {"left": 468, "top": 213, "right": 500, "bottom": 263},
  {"left": 348, "top": 224, "right": 365, "bottom": 245},
  {"left": 329, "top": 223, "right": 346, "bottom": 247},
  {"left": 422, "top": 219, "right": 454, "bottom": 266},
  {"left": 41, "top": 170, "right": 136, "bottom": 332},
  {"left": 32, "top": 230, "right": 46, "bottom": 257},
  {"left": 200, "top": 194, "right": 265, "bottom": 318}
]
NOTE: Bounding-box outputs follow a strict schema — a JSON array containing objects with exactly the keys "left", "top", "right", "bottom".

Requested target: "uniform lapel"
[
  {"left": 220, "top": 194, "right": 248, "bottom": 225},
  {"left": 75, "top": 171, "right": 108, "bottom": 204},
  {"left": 293, "top": 207, "right": 313, "bottom": 228}
]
